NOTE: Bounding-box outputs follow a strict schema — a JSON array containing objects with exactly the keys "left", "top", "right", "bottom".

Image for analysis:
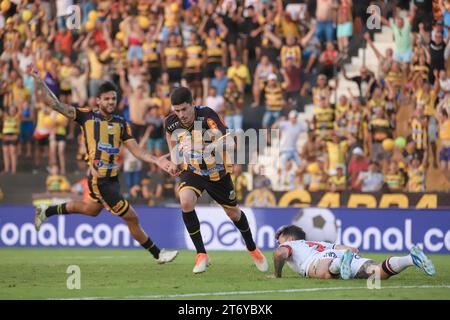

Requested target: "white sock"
[
  {"left": 387, "top": 255, "right": 414, "bottom": 273},
  {"left": 328, "top": 258, "right": 341, "bottom": 275}
]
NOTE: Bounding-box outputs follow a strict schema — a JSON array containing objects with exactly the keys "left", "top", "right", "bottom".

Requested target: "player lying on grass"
[
  {"left": 272, "top": 225, "right": 436, "bottom": 280},
  {"left": 30, "top": 68, "right": 179, "bottom": 265}
]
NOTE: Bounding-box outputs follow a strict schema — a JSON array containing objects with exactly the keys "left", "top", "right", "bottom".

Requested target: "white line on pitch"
[{"left": 50, "top": 284, "right": 450, "bottom": 300}]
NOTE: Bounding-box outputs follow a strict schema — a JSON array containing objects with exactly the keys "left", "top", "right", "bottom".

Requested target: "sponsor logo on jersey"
[
  {"left": 207, "top": 118, "right": 218, "bottom": 130},
  {"left": 112, "top": 200, "right": 125, "bottom": 212},
  {"left": 167, "top": 121, "right": 180, "bottom": 132},
  {"left": 97, "top": 142, "right": 120, "bottom": 155},
  {"left": 93, "top": 159, "right": 119, "bottom": 169}
]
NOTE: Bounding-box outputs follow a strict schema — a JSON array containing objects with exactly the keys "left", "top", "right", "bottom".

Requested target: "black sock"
[
  {"left": 182, "top": 210, "right": 206, "bottom": 254},
  {"left": 233, "top": 211, "right": 256, "bottom": 252},
  {"left": 141, "top": 237, "right": 161, "bottom": 259},
  {"left": 45, "top": 203, "right": 69, "bottom": 218}
]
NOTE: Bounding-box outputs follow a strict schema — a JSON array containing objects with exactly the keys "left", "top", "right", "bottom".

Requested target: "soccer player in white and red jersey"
[{"left": 272, "top": 225, "right": 436, "bottom": 280}]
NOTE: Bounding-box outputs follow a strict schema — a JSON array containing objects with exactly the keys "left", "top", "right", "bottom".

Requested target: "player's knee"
[
  {"left": 224, "top": 207, "right": 240, "bottom": 221},
  {"left": 122, "top": 209, "right": 139, "bottom": 224},
  {"left": 87, "top": 206, "right": 102, "bottom": 217},
  {"left": 273, "top": 249, "right": 285, "bottom": 259},
  {"left": 180, "top": 200, "right": 195, "bottom": 213},
  {"left": 78, "top": 203, "right": 101, "bottom": 216}
]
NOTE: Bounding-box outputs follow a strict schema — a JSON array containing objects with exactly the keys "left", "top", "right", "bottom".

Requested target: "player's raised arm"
[{"left": 29, "top": 67, "right": 76, "bottom": 119}]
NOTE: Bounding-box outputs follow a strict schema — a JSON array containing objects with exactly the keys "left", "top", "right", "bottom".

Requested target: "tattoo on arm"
[
  {"left": 141, "top": 149, "right": 158, "bottom": 164},
  {"left": 36, "top": 76, "right": 75, "bottom": 119},
  {"left": 273, "top": 249, "right": 287, "bottom": 278}
]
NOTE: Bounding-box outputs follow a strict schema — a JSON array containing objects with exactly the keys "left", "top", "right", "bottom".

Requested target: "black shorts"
[
  {"left": 88, "top": 175, "right": 130, "bottom": 216},
  {"left": 179, "top": 171, "right": 238, "bottom": 208},
  {"left": 56, "top": 134, "right": 66, "bottom": 142},
  {"left": 225, "top": 33, "right": 238, "bottom": 45},
  {"left": 167, "top": 67, "right": 183, "bottom": 83},
  {"left": 2, "top": 134, "right": 18, "bottom": 146},
  {"left": 131, "top": 123, "right": 146, "bottom": 141},
  {"left": 148, "top": 66, "right": 161, "bottom": 83},
  {"left": 204, "top": 62, "right": 223, "bottom": 79},
  {"left": 183, "top": 70, "right": 203, "bottom": 83},
  {"left": 59, "top": 89, "right": 72, "bottom": 97},
  {"left": 247, "top": 36, "right": 261, "bottom": 50},
  {"left": 412, "top": 12, "right": 433, "bottom": 33},
  {"left": 2, "top": 139, "right": 18, "bottom": 146},
  {"left": 415, "top": 148, "right": 425, "bottom": 162},
  {"left": 38, "top": 138, "right": 48, "bottom": 146}
]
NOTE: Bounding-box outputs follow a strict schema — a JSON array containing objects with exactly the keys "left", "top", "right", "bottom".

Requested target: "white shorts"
[{"left": 306, "top": 249, "right": 374, "bottom": 279}]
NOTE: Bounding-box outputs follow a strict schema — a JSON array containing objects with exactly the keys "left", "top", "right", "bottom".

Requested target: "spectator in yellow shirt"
[
  {"left": 58, "top": 57, "right": 73, "bottom": 104},
  {"left": 384, "top": 161, "right": 405, "bottom": 192},
  {"left": 81, "top": 31, "right": 110, "bottom": 97},
  {"left": 438, "top": 109, "right": 450, "bottom": 173},
  {"left": 407, "top": 157, "right": 426, "bottom": 192},
  {"left": 49, "top": 111, "right": 69, "bottom": 175},
  {"left": 305, "top": 159, "right": 328, "bottom": 192},
  {"left": 328, "top": 165, "right": 346, "bottom": 192},
  {"left": 226, "top": 58, "right": 251, "bottom": 93},
  {"left": 320, "top": 132, "right": 348, "bottom": 173},
  {"left": 46, "top": 165, "right": 71, "bottom": 193},
  {"left": 2, "top": 106, "right": 21, "bottom": 174},
  {"left": 11, "top": 77, "right": 30, "bottom": 108}
]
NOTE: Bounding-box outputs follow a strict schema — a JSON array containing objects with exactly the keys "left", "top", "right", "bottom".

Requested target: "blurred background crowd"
[{"left": 1, "top": 0, "right": 450, "bottom": 206}]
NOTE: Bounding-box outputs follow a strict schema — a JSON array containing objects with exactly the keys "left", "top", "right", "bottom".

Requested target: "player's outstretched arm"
[
  {"left": 124, "top": 139, "right": 179, "bottom": 176},
  {"left": 335, "top": 245, "right": 359, "bottom": 253},
  {"left": 29, "top": 67, "right": 75, "bottom": 119},
  {"left": 272, "top": 247, "right": 290, "bottom": 278}
]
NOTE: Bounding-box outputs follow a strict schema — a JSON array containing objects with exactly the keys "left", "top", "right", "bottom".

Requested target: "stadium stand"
[{"left": 1, "top": 0, "right": 450, "bottom": 206}]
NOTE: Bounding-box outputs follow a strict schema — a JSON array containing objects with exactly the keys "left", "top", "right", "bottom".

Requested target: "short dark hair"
[
  {"left": 275, "top": 225, "right": 306, "bottom": 242},
  {"left": 96, "top": 81, "right": 118, "bottom": 98},
  {"left": 170, "top": 87, "right": 193, "bottom": 106}
]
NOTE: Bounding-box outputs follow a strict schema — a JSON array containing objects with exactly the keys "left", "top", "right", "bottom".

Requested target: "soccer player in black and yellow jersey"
[
  {"left": 165, "top": 87, "right": 268, "bottom": 274},
  {"left": 30, "top": 68, "right": 179, "bottom": 264}
]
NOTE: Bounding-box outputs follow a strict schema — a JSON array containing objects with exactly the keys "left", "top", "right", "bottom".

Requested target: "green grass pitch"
[{"left": 0, "top": 249, "right": 449, "bottom": 300}]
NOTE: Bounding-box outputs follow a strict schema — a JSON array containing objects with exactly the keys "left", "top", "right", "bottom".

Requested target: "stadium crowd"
[{"left": 1, "top": 0, "right": 450, "bottom": 206}]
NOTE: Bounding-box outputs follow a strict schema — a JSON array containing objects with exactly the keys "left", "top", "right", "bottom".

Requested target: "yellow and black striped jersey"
[
  {"left": 165, "top": 106, "right": 232, "bottom": 181},
  {"left": 108, "top": 47, "right": 127, "bottom": 73},
  {"left": 313, "top": 106, "right": 334, "bottom": 134},
  {"left": 280, "top": 45, "right": 301, "bottom": 67},
  {"left": 204, "top": 36, "right": 223, "bottom": 64},
  {"left": 185, "top": 44, "right": 204, "bottom": 69},
  {"left": 223, "top": 87, "right": 244, "bottom": 116},
  {"left": 368, "top": 117, "right": 392, "bottom": 142},
  {"left": 410, "top": 117, "right": 428, "bottom": 150},
  {"left": 2, "top": 114, "right": 20, "bottom": 135},
  {"left": 142, "top": 40, "right": 160, "bottom": 67},
  {"left": 264, "top": 84, "right": 286, "bottom": 111},
  {"left": 412, "top": 64, "right": 429, "bottom": 80},
  {"left": 74, "top": 108, "right": 134, "bottom": 178},
  {"left": 164, "top": 46, "right": 184, "bottom": 68},
  {"left": 385, "top": 173, "right": 404, "bottom": 191}
]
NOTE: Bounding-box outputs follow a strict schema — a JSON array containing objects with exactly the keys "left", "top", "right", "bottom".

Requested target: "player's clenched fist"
[{"left": 158, "top": 154, "right": 179, "bottom": 177}]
